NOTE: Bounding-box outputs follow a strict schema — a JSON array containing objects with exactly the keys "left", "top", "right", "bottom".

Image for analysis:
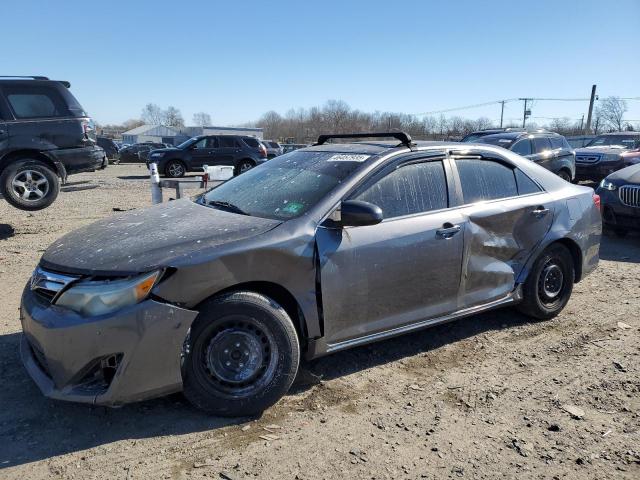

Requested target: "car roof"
[
  {"left": 303, "top": 140, "right": 462, "bottom": 155},
  {"left": 601, "top": 132, "right": 640, "bottom": 136}
]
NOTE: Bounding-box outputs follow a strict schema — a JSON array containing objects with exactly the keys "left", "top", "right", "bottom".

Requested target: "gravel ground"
[{"left": 0, "top": 164, "right": 638, "bottom": 480}]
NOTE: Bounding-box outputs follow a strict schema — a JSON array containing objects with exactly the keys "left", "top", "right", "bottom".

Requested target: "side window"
[
  {"left": 532, "top": 137, "right": 552, "bottom": 154},
  {"left": 456, "top": 159, "right": 518, "bottom": 203},
  {"left": 550, "top": 136, "right": 564, "bottom": 149},
  {"left": 219, "top": 136, "right": 237, "bottom": 148},
  {"left": 515, "top": 169, "right": 542, "bottom": 195},
  {"left": 511, "top": 139, "right": 532, "bottom": 156},
  {"left": 206, "top": 137, "right": 218, "bottom": 148},
  {"left": 194, "top": 138, "right": 208, "bottom": 149},
  {"left": 3, "top": 86, "right": 70, "bottom": 119},
  {"left": 242, "top": 137, "right": 260, "bottom": 148},
  {"left": 355, "top": 160, "right": 448, "bottom": 219}
]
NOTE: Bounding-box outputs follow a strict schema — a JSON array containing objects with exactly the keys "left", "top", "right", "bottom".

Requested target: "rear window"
[
  {"left": 456, "top": 159, "right": 518, "bottom": 203},
  {"left": 242, "top": 137, "right": 260, "bottom": 148},
  {"left": 550, "top": 136, "right": 566, "bottom": 149},
  {"left": 269, "top": 141, "right": 280, "bottom": 148},
  {"left": 2, "top": 83, "right": 85, "bottom": 119}
]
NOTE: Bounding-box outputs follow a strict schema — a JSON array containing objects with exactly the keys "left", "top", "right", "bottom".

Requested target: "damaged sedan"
[{"left": 20, "top": 132, "right": 601, "bottom": 417}]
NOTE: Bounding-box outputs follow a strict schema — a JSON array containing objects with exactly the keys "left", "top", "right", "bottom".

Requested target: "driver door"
[
  {"left": 190, "top": 137, "right": 217, "bottom": 169},
  {"left": 315, "top": 156, "right": 465, "bottom": 347}
]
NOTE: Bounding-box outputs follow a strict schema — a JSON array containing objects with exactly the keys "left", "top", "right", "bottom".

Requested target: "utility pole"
[
  {"left": 499, "top": 100, "right": 505, "bottom": 128},
  {"left": 585, "top": 84, "right": 597, "bottom": 134},
  {"left": 519, "top": 98, "right": 532, "bottom": 128},
  {"left": 579, "top": 115, "right": 584, "bottom": 131}
]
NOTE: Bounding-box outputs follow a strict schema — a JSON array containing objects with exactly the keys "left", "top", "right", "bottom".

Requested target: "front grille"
[
  {"left": 30, "top": 267, "right": 79, "bottom": 304},
  {"left": 619, "top": 185, "right": 640, "bottom": 208},
  {"left": 576, "top": 154, "right": 601, "bottom": 164}
]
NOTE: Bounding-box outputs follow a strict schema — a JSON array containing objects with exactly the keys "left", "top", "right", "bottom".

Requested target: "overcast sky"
[{"left": 4, "top": 0, "right": 639, "bottom": 126}]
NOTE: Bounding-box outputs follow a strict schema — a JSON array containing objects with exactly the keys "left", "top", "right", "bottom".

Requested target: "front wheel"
[
  {"left": 0, "top": 159, "right": 60, "bottom": 211},
  {"left": 182, "top": 292, "right": 300, "bottom": 417},
  {"left": 164, "top": 160, "right": 186, "bottom": 178},
  {"left": 557, "top": 170, "right": 572, "bottom": 182},
  {"left": 234, "top": 160, "right": 255, "bottom": 176},
  {"left": 517, "top": 243, "right": 574, "bottom": 320}
]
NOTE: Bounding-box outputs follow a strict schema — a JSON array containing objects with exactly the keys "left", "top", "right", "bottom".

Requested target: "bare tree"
[
  {"left": 192, "top": 112, "right": 212, "bottom": 126},
  {"left": 598, "top": 96, "right": 627, "bottom": 132},
  {"left": 141, "top": 103, "right": 165, "bottom": 125},
  {"left": 164, "top": 106, "right": 184, "bottom": 127}
]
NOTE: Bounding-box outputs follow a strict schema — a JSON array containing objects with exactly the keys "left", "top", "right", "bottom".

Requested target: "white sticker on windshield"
[
  {"left": 327, "top": 154, "right": 370, "bottom": 162},
  {"left": 498, "top": 139, "right": 511, "bottom": 143}
]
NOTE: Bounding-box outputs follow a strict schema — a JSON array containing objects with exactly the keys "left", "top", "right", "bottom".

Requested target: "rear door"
[
  {"left": 451, "top": 156, "right": 554, "bottom": 307},
  {"left": 316, "top": 154, "right": 465, "bottom": 346},
  {"left": 0, "top": 97, "right": 9, "bottom": 152},
  {"left": 213, "top": 136, "right": 241, "bottom": 165}
]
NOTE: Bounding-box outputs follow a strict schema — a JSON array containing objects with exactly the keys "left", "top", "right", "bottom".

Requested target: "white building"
[{"left": 121, "top": 124, "right": 263, "bottom": 145}]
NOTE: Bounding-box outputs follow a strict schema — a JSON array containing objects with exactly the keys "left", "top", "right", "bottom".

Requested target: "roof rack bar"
[
  {"left": 315, "top": 132, "right": 414, "bottom": 148},
  {"left": 0, "top": 75, "right": 50, "bottom": 80}
]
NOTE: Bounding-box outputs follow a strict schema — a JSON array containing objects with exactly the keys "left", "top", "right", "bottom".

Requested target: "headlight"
[
  {"left": 55, "top": 271, "right": 160, "bottom": 316},
  {"left": 599, "top": 179, "right": 617, "bottom": 191}
]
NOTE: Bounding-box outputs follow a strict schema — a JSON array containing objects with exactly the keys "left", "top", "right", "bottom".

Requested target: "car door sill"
[{"left": 325, "top": 286, "right": 523, "bottom": 354}]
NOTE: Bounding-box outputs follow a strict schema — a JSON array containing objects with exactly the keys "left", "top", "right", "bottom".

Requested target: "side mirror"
[{"left": 340, "top": 200, "right": 383, "bottom": 227}]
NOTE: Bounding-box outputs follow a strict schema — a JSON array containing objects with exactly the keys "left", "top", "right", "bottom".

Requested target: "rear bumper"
[
  {"left": 49, "top": 145, "right": 106, "bottom": 175},
  {"left": 20, "top": 285, "right": 198, "bottom": 406}
]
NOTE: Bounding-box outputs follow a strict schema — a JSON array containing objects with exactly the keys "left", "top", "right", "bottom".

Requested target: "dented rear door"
[{"left": 452, "top": 158, "right": 554, "bottom": 308}]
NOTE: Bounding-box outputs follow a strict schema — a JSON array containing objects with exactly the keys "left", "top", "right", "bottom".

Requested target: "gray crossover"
[{"left": 20, "top": 132, "right": 602, "bottom": 416}]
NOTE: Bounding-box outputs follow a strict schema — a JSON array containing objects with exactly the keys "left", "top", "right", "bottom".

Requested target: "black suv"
[
  {"left": 0, "top": 76, "right": 105, "bottom": 210},
  {"left": 473, "top": 131, "right": 576, "bottom": 181},
  {"left": 147, "top": 135, "right": 268, "bottom": 177}
]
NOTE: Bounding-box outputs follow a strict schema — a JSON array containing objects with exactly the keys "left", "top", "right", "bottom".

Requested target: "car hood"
[
  {"left": 40, "top": 199, "right": 282, "bottom": 275},
  {"left": 607, "top": 164, "right": 640, "bottom": 184},
  {"left": 575, "top": 146, "right": 628, "bottom": 155}
]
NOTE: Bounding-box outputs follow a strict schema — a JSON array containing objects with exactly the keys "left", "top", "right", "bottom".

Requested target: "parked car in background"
[
  {"left": 473, "top": 131, "right": 575, "bottom": 181},
  {"left": 97, "top": 136, "right": 120, "bottom": 162},
  {"left": 20, "top": 132, "right": 601, "bottom": 416},
  {"left": 137, "top": 143, "right": 172, "bottom": 162},
  {"left": 261, "top": 140, "right": 283, "bottom": 159},
  {"left": 565, "top": 135, "right": 596, "bottom": 148},
  {"left": 596, "top": 163, "right": 640, "bottom": 236},
  {"left": 118, "top": 142, "right": 166, "bottom": 163},
  {"left": 282, "top": 143, "right": 309, "bottom": 154},
  {"left": 461, "top": 127, "right": 526, "bottom": 143},
  {"left": 147, "top": 135, "right": 268, "bottom": 177},
  {"left": 0, "top": 76, "right": 106, "bottom": 210},
  {"left": 574, "top": 133, "right": 640, "bottom": 182}
]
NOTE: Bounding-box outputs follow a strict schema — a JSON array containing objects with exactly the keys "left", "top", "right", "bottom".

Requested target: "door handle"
[
  {"left": 531, "top": 206, "right": 550, "bottom": 218},
  {"left": 436, "top": 223, "right": 461, "bottom": 239}
]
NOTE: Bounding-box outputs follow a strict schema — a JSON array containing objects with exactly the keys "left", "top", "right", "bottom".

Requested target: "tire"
[
  {"left": 0, "top": 159, "right": 60, "bottom": 211},
  {"left": 234, "top": 159, "right": 255, "bottom": 176},
  {"left": 164, "top": 160, "right": 186, "bottom": 178},
  {"left": 517, "top": 243, "right": 574, "bottom": 320},
  {"left": 182, "top": 291, "right": 300, "bottom": 417},
  {"left": 557, "top": 170, "right": 572, "bottom": 182}
]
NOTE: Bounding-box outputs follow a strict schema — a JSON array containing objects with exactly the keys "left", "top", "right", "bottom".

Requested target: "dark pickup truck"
[{"left": 0, "top": 76, "right": 106, "bottom": 210}]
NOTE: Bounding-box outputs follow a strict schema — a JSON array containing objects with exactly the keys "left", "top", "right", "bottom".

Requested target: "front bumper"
[
  {"left": 575, "top": 161, "right": 624, "bottom": 181},
  {"left": 20, "top": 285, "right": 198, "bottom": 406},
  {"left": 597, "top": 188, "right": 640, "bottom": 230}
]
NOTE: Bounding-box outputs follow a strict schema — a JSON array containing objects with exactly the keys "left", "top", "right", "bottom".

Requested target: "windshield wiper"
[{"left": 207, "top": 200, "right": 249, "bottom": 216}]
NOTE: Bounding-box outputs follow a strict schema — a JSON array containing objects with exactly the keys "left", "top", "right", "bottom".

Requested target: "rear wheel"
[
  {"left": 0, "top": 159, "right": 60, "bottom": 211},
  {"left": 182, "top": 292, "right": 300, "bottom": 417},
  {"left": 234, "top": 160, "right": 255, "bottom": 176},
  {"left": 164, "top": 160, "right": 186, "bottom": 178},
  {"left": 517, "top": 243, "right": 574, "bottom": 320}
]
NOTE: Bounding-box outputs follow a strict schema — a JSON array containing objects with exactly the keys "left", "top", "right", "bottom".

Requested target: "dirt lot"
[{"left": 0, "top": 164, "right": 638, "bottom": 480}]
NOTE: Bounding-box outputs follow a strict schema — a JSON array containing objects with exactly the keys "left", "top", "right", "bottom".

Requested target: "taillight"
[
  {"left": 593, "top": 193, "right": 601, "bottom": 211},
  {"left": 82, "top": 119, "right": 95, "bottom": 140},
  {"left": 259, "top": 144, "right": 267, "bottom": 158}
]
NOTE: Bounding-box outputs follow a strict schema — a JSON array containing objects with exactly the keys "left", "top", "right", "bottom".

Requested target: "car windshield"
[
  {"left": 475, "top": 136, "right": 516, "bottom": 148},
  {"left": 200, "top": 150, "right": 368, "bottom": 220},
  {"left": 461, "top": 134, "right": 486, "bottom": 143},
  {"left": 176, "top": 137, "right": 199, "bottom": 149},
  {"left": 586, "top": 135, "right": 640, "bottom": 149}
]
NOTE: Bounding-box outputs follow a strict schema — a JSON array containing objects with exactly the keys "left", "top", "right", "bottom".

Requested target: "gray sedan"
[{"left": 20, "top": 132, "right": 602, "bottom": 416}]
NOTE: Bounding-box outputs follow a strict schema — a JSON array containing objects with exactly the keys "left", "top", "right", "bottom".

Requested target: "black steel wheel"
[
  {"left": 183, "top": 291, "right": 299, "bottom": 416},
  {"left": 517, "top": 243, "right": 574, "bottom": 320}
]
